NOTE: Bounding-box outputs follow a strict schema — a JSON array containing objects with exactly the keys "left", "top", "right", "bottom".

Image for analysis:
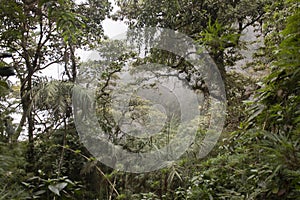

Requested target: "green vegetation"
[{"left": 0, "top": 0, "right": 299, "bottom": 199}]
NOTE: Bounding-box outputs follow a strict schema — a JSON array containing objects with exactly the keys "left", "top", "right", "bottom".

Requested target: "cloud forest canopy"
[{"left": 0, "top": 0, "right": 299, "bottom": 199}]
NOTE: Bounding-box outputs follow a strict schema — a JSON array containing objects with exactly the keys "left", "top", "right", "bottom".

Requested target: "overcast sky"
[{"left": 103, "top": 0, "right": 128, "bottom": 38}]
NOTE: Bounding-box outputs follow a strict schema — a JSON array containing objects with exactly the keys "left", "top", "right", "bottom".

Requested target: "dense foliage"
[{"left": 0, "top": 0, "right": 299, "bottom": 199}]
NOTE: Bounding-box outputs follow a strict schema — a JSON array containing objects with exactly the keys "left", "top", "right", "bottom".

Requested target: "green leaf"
[
  {"left": 0, "top": 80, "right": 10, "bottom": 97},
  {"left": 21, "top": 182, "right": 30, "bottom": 187},
  {"left": 272, "top": 187, "right": 279, "bottom": 194},
  {"left": 74, "top": 149, "right": 81, "bottom": 154},
  {"left": 34, "top": 190, "right": 46, "bottom": 196},
  {"left": 48, "top": 185, "right": 60, "bottom": 196},
  {"left": 56, "top": 182, "right": 68, "bottom": 191}
]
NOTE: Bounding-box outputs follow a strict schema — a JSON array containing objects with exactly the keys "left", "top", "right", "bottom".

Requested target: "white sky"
[
  {"left": 103, "top": 18, "right": 128, "bottom": 38},
  {"left": 103, "top": 0, "right": 128, "bottom": 38}
]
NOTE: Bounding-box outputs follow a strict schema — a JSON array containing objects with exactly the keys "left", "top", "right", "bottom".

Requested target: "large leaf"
[
  {"left": 48, "top": 182, "right": 68, "bottom": 196},
  {"left": 55, "top": 182, "right": 68, "bottom": 191},
  {"left": 48, "top": 185, "right": 60, "bottom": 196}
]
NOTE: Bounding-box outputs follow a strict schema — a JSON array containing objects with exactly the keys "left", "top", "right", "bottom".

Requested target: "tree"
[
  {"left": 0, "top": 0, "right": 110, "bottom": 164},
  {"left": 113, "top": 0, "right": 274, "bottom": 132},
  {"left": 249, "top": 1, "right": 300, "bottom": 134},
  {"left": 115, "top": 0, "right": 271, "bottom": 81},
  {"left": 183, "top": 1, "right": 300, "bottom": 199}
]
